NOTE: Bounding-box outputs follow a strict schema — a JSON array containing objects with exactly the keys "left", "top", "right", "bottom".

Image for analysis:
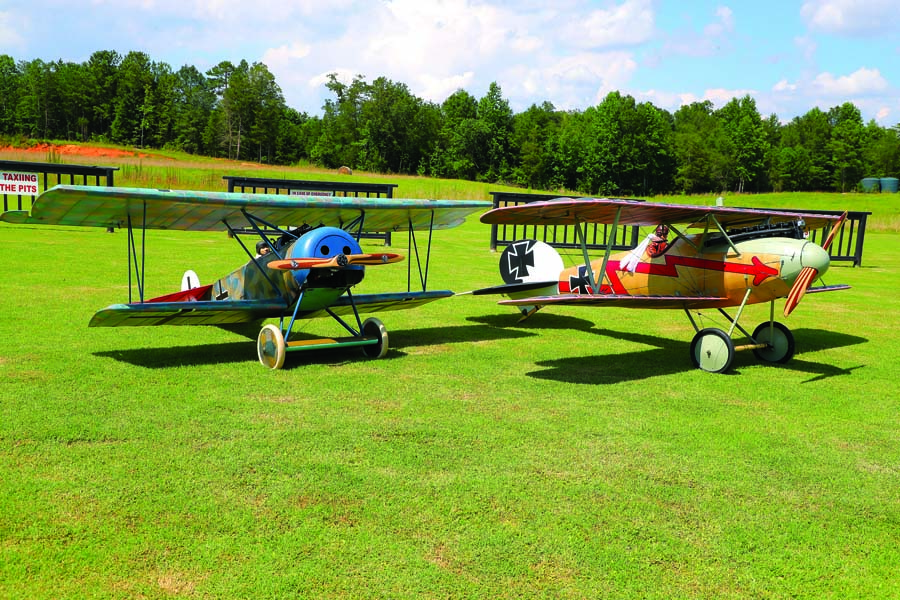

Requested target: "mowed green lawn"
[{"left": 1, "top": 188, "right": 899, "bottom": 598}]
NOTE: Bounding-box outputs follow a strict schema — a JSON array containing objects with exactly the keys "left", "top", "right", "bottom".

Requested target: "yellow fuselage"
[{"left": 557, "top": 234, "right": 830, "bottom": 308}]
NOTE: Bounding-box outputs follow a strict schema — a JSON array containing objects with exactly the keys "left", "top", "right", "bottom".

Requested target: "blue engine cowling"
[{"left": 285, "top": 226, "right": 365, "bottom": 289}]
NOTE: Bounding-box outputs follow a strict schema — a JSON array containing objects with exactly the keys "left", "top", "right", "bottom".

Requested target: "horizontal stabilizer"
[{"left": 471, "top": 281, "right": 560, "bottom": 296}]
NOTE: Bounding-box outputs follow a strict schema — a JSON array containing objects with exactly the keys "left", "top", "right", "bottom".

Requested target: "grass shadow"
[
  {"left": 94, "top": 322, "right": 535, "bottom": 369},
  {"left": 520, "top": 326, "right": 868, "bottom": 384},
  {"left": 467, "top": 313, "right": 597, "bottom": 331},
  {"left": 95, "top": 341, "right": 255, "bottom": 368}
]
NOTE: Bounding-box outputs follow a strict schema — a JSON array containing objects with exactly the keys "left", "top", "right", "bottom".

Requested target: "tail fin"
[
  {"left": 498, "top": 240, "right": 564, "bottom": 286},
  {"left": 181, "top": 269, "right": 201, "bottom": 291},
  {"left": 472, "top": 240, "right": 563, "bottom": 319}
]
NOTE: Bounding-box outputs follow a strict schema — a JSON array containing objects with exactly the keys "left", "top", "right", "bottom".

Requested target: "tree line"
[{"left": 2, "top": 50, "right": 899, "bottom": 195}]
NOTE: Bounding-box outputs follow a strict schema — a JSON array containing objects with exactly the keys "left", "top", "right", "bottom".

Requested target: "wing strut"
[
  {"left": 345, "top": 213, "right": 365, "bottom": 239},
  {"left": 576, "top": 207, "right": 622, "bottom": 294},
  {"left": 708, "top": 214, "right": 740, "bottom": 256},
  {"left": 125, "top": 204, "right": 148, "bottom": 303},
  {"left": 406, "top": 211, "right": 436, "bottom": 292},
  {"left": 239, "top": 209, "right": 285, "bottom": 259},
  {"left": 223, "top": 218, "right": 290, "bottom": 304}
]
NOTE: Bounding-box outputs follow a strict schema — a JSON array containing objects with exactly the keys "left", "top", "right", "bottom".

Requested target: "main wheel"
[
  {"left": 690, "top": 328, "right": 735, "bottom": 373},
  {"left": 257, "top": 324, "right": 286, "bottom": 369},
  {"left": 361, "top": 318, "right": 389, "bottom": 359},
  {"left": 751, "top": 321, "right": 795, "bottom": 364}
]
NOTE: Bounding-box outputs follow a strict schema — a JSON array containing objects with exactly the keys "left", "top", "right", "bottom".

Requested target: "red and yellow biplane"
[
  {"left": 1, "top": 185, "right": 490, "bottom": 369},
  {"left": 475, "top": 198, "right": 850, "bottom": 373}
]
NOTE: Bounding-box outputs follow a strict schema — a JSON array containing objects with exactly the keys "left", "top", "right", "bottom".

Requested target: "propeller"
[{"left": 783, "top": 211, "right": 847, "bottom": 317}]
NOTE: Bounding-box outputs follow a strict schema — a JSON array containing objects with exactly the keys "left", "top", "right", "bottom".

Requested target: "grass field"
[{"left": 1, "top": 147, "right": 899, "bottom": 598}]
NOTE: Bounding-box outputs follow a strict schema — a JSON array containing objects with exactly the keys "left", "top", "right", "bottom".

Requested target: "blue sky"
[{"left": 1, "top": 0, "right": 898, "bottom": 125}]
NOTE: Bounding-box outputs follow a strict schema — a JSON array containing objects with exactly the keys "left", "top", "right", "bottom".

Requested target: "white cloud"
[
  {"left": 634, "top": 89, "right": 701, "bottom": 113},
  {"left": 702, "top": 87, "right": 758, "bottom": 106},
  {"left": 564, "top": 0, "right": 655, "bottom": 49},
  {"left": 262, "top": 42, "right": 311, "bottom": 66},
  {"left": 419, "top": 72, "right": 476, "bottom": 103},
  {"left": 801, "top": 0, "right": 897, "bottom": 35},
  {"left": 704, "top": 6, "right": 734, "bottom": 37},
  {"left": 0, "top": 11, "right": 26, "bottom": 50},
  {"left": 773, "top": 79, "right": 798, "bottom": 92},
  {"left": 812, "top": 67, "right": 889, "bottom": 96},
  {"left": 660, "top": 4, "right": 736, "bottom": 58},
  {"left": 512, "top": 51, "right": 639, "bottom": 110},
  {"left": 794, "top": 35, "right": 818, "bottom": 63},
  {"left": 308, "top": 68, "right": 357, "bottom": 90}
]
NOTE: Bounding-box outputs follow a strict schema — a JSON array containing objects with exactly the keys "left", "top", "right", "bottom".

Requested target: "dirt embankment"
[{"left": 0, "top": 143, "right": 156, "bottom": 159}]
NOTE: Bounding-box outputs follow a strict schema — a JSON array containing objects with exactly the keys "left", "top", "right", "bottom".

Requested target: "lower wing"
[
  {"left": 499, "top": 285, "right": 849, "bottom": 310},
  {"left": 806, "top": 284, "right": 851, "bottom": 294},
  {"left": 499, "top": 294, "right": 730, "bottom": 310},
  {"left": 90, "top": 290, "right": 455, "bottom": 327},
  {"left": 297, "top": 290, "right": 454, "bottom": 318},
  {"left": 89, "top": 300, "right": 290, "bottom": 327}
]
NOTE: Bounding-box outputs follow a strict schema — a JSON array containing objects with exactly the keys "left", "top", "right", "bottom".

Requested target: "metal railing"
[{"left": 1, "top": 160, "right": 118, "bottom": 212}]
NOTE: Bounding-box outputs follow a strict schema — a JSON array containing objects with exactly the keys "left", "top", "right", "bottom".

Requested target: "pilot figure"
[
  {"left": 647, "top": 224, "right": 669, "bottom": 257},
  {"left": 620, "top": 223, "right": 670, "bottom": 273}
]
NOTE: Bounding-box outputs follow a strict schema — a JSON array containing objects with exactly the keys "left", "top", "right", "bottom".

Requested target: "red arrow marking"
[{"left": 594, "top": 254, "right": 779, "bottom": 295}]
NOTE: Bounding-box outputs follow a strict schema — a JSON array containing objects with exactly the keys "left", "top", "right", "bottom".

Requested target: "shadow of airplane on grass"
[
  {"left": 468, "top": 313, "right": 598, "bottom": 332},
  {"left": 519, "top": 327, "right": 867, "bottom": 384},
  {"left": 94, "top": 322, "right": 536, "bottom": 369}
]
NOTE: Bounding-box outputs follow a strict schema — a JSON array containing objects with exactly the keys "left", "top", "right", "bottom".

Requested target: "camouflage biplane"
[{"left": 2, "top": 185, "right": 490, "bottom": 369}]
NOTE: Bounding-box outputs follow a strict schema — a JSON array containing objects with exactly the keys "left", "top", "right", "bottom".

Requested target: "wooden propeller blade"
[
  {"left": 821, "top": 211, "right": 847, "bottom": 251},
  {"left": 268, "top": 253, "right": 404, "bottom": 271},
  {"left": 783, "top": 266, "right": 818, "bottom": 317},
  {"left": 344, "top": 253, "right": 404, "bottom": 265}
]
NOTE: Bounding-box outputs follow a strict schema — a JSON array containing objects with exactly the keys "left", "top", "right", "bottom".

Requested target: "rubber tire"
[
  {"left": 361, "top": 318, "right": 389, "bottom": 359},
  {"left": 751, "top": 321, "right": 795, "bottom": 364},
  {"left": 257, "top": 324, "right": 286, "bottom": 369},
  {"left": 690, "top": 328, "right": 735, "bottom": 373}
]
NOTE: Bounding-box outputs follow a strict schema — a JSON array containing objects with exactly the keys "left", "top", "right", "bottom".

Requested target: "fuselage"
[
  {"left": 557, "top": 233, "right": 831, "bottom": 308},
  {"left": 211, "top": 226, "right": 365, "bottom": 312}
]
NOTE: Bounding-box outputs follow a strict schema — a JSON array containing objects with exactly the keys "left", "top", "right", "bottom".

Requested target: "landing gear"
[
  {"left": 255, "top": 316, "right": 390, "bottom": 368},
  {"left": 686, "top": 299, "right": 797, "bottom": 373},
  {"left": 690, "top": 328, "right": 735, "bottom": 373},
  {"left": 751, "top": 321, "right": 795, "bottom": 364},
  {"left": 361, "top": 318, "right": 389, "bottom": 358},
  {"left": 257, "top": 323, "right": 286, "bottom": 370}
]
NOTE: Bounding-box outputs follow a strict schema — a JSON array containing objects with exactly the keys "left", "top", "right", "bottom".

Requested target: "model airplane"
[
  {"left": 475, "top": 197, "right": 849, "bottom": 373},
  {"left": 1, "top": 185, "right": 490, "bottom": 369}
]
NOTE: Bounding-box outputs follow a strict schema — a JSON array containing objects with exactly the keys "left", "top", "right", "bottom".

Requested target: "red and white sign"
[{"left": 0, "top": 172, "right": 39, "bottom": 195}]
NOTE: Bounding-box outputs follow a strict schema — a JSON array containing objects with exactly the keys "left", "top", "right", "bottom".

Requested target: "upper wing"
[
  {"left": 480, "top": 197, "right": 841, "bottom": 230},
  {"left": 88, "top": 290, "right": 455, "bottom": 327},
  {"left": 2, "top": 185, "right": 491, "bottom": 232},
  {"left": 499, "top": 294, "right": 731, "bottom": 310}
]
